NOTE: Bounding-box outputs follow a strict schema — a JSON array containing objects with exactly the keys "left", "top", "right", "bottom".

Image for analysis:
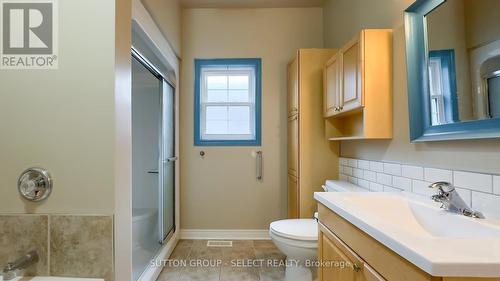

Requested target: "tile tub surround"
[
  {"left": 0, "top": 215, "right": 49, "bottom": 276},
  {"left": 338, "top": 157, "right": 500, "bottom": 218},
  {"left": 0, "top": 214, "right": 113, "bottom": 281},
  {"left": 50, "top": 216, "right": 113, "bottom": 281},
  {"left": 157, "top": 240, "right": 287, "bottom": 281}
]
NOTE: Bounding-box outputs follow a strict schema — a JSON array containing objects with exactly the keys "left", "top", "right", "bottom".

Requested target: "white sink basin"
[
  {"left": 314, "top": 192, "right": 500, "bottom": 277},
  {"left": 1, "top": 277, "right": 104, "bottom": 281}
]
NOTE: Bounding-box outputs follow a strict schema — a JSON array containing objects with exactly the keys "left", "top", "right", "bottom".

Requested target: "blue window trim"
[
  {"left": 429, "top": 49, "right": 459, "bottom": 123},
  {"left": 194, "top": 58, "right": 262, "bottom": 146}
]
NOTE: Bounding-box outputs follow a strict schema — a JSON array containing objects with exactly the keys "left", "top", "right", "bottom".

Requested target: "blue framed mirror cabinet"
[{"left": 404, "top": 0, "right": 500, "bottom": 141}]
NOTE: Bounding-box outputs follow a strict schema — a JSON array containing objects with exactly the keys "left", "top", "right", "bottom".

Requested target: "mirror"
[
  {"left": 426, "top": 0, "right": 500, "bottom": 125},
  {"left": 405, "top": 0, "right": 500, "bottom": 141}
]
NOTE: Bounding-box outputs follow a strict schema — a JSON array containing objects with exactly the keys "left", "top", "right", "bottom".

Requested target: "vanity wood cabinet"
[
  {"left": 286, "top": 49, "right": 340, "bottom": 219},
  {"left": 323, "top": 29, "right": 393, "bottom": 140},
  {"left": 317, "top": 203, "right": 500, "bottom": 281},
  {"left": 319, "top": 223, "right": 386, "bottom": 281}
]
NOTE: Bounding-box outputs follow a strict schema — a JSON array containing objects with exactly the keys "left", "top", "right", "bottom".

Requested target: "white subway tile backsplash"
[
  {"left": 455, "top": 187, "right": 472, "bottom": 207},
  {"left": 424, "top": 168, "right": 452, "bottom": 183},
  {"left": 369, "top": 182, "right": 383, "bottom": 192},
  {"left": 493, "top": 176, "right": 500, "bottom": 195},
  {"left": 348, "top": 176, "right": 358, "bottom": 185},
  {"left": 384, "top": 185, "right": 402, "bottom": 192},
  {"left": 353, "top": 168, "right": 363, "bottom": 178},
  {"left": 471, "top": 192, "right": 500, "bottom": 219},
  {"left": 340, "top": 158, "right": 349, "bottom": 166},
  {"left": 454, "top": 171, "right": 493, "bottom": 193},
  {"left": 339, "top": 174, "right": 348, "bottom": 181},
  {"left": 401, "top": 165, "right": 423, "bottom": 180},
  {"left": 337, "top": 157, "right": 500, "bottom": 218},
  {"left": 342, "top": 166, "right": 353, "bottom": 176},
  {"left": 369, "top": 161, "right": 384, "bottom": 173},
  {"left": 357, "top": 179, "right": 370, "bottom": 189},
  {"left": 376, "top": 173, "right": 392, "bottom": 186},
  {"left": 392, "top": 176, "right": 411, "bottom": 192},
  {"left": 383, "top": 163, "right": 402, "bottom": 176},
  {"left": 347, "top": 158, "right": 358, "bottom": 168},
  {"left": 357, "top": 160, "right": 370, "bottom": 170},
  {"left": 363, "top": 170, "right": 377, "bottom": 182},
  {"left": 412, "top": 180, "right": 434, "bottom": 197}
]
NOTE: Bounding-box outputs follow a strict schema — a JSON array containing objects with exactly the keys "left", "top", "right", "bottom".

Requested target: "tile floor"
[{"left": 156, "top": 240, "right": 286, "bottom": 281}]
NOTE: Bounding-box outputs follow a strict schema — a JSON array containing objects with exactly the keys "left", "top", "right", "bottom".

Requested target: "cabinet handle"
[
  {"left": 353, "top": 263, "right": 361, "bottom": 272},
  {"left": 338, "top": 106, "right": 344, "bottom": 111}
]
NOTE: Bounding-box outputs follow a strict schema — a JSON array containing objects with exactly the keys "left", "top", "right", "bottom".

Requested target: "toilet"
[{"left": 269, "top": 180, "right": 366, "bottom": 281}]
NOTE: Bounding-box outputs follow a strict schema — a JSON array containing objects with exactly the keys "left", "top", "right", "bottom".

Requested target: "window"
[
  {"left": 428, "top": 57, "right": 446, "bottom": 125},
  {"left": 194, "top": 59, "right": 261, "bottom": 146},
  {"left": 428, "top": 50, "right": 459, "bottom": 125}
]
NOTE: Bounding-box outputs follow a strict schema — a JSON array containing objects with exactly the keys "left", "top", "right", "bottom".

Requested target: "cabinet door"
[
  {"left": 324, "top": 53, "right": 342, "bottom": 117},
  {"left": 288, "top": 58, "right": 299, "bottom": 117},
  {"left": 287, "top": 174, "right": 299, "bottom": 218},
  {"left": 287, "top": 114, "right": 298, "bottom": 177},
  {"left": 318, "top": 223, "right": 386, "bottom": 281},
  {"left": 341, "top": 37, "right": 363, "bottom": 112}
]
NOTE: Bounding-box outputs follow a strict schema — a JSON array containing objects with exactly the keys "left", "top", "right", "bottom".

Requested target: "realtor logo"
[{"left": 1, "top": 0, "right": 58, "bottom": 69}]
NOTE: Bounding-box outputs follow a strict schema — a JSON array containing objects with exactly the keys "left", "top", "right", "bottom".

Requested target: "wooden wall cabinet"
[
  {"left": 287, "top": 49, "right": 339, "bottom": 219},
  {"left": 317, "top": 203, "right": 500, "bottom": 281},
  {"left": 323, "top": 29, "right": 393, "bottom": 140}
]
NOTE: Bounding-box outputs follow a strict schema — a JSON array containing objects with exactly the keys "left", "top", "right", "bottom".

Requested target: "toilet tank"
[{"left": 322, "top": 180, "right": 367, "bottom": 192}]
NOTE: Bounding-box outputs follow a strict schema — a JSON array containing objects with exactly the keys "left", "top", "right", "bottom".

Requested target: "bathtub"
[
  {"left": 132, "top": 208, "right": 160, "bottom": 280},
  {"left": 132, "top": 208, "right": 159, "bottom": 250}
]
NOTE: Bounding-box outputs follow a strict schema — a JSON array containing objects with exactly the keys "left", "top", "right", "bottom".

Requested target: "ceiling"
[{"left": 181, "top": 0, "right": 324, "bottom": 8}]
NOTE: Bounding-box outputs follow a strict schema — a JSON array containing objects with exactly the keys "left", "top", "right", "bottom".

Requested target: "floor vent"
[{"left": 207, "top": 240, "right": 233, "bottom": 247}]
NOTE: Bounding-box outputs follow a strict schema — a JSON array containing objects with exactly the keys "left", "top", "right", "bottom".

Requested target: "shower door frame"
[{"left": 132, "top": 47, "right": 176, "bottom": 246}]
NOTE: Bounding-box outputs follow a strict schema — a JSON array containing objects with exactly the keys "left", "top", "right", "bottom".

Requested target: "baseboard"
[{"left": 180, "top": 229, "right": 271, "bottom": 240}]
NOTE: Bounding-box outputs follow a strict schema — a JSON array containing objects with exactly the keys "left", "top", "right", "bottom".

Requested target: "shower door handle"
[{"left": 166, "top": 157, "right": 178, "bottom": 163}]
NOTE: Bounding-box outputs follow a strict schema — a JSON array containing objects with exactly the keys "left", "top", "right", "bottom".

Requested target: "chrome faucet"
[
  {"left": 2, "top": 250, "right": 39, "bottom": 280},
  {"left": 429, "top": 182, "right": 484, "bottom": 219}
]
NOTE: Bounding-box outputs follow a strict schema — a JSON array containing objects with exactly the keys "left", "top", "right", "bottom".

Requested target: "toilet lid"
[{"left": 270, "top": 219, "right": 318, "bottom": 241}]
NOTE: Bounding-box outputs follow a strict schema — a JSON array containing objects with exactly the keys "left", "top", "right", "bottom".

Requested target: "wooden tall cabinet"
[{"left": 287, "top": 49, "right": 339, "bottom": 219}]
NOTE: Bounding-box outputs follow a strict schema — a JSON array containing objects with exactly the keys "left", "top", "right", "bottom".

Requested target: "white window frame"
[
  {"left": 429, "top": 57, "right": 446, "bottom": 125},
  {"left": 200, "top": 66, "right": 256, "bottom": 141}
]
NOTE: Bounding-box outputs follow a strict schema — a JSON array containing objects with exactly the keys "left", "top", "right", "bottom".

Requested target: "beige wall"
[
  {"left": 181, "top": 8, "right": 323, "bottom": 229},
  {"left": 323, "top": 0, "right": 411, "bottom": 48},
  {"left": 323, "top": 0, "right": 500, "bottom": 174},
  {"left": 0, "top": 0, "right": 117, "bottom": 214},
  {"left": 465, "top": 0, "right": 500, "bottom": 50},
  {"left": 141, "top": 0, "right": 182, "bottom": 57}
]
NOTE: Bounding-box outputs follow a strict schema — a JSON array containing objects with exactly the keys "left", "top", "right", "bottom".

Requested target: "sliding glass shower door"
[
  {"left": 132, "top": 51, "right": 175, "bottom": 281},
  {"left": 161, "top": 82, "right": 175, "bottom": 241}
]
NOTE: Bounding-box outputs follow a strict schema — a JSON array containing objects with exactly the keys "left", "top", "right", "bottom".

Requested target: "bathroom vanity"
[{"left": 314, "top": 192, "right": 500, "bottom": 281}]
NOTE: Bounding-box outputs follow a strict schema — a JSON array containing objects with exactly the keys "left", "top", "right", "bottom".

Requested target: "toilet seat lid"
[{"left": 270, "top": 219, "right": 318, "bottom": 241}]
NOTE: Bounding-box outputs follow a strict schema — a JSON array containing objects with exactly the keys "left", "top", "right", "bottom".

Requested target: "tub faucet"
[
  {"left": 429, "top": 182, "right": 484, "bottom": 219},
  {"left": 2, "top": 250, "right": 39, "bottom": 280}
]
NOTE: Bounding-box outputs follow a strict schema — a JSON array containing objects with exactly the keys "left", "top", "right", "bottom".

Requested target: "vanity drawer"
[
  {"left": 319, "top": 222, "right": 386, "bottom": 281},
  {"left": 318, "top": 203, "right": 439, "bottom": 281}
]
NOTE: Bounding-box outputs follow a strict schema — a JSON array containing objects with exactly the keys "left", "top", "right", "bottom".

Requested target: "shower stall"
[{"left": 131, "top": 49, "right": 176, "bottom": 281}]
